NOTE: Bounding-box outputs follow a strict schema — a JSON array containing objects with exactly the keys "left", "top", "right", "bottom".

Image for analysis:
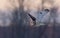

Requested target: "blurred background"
[{"left": 0, "top": 0, "right": 60, "bottom": 38}]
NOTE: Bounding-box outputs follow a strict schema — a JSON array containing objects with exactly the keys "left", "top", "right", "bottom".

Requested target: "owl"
[{"left": 28, "top": 9, "right": 50, "bottom": 26}]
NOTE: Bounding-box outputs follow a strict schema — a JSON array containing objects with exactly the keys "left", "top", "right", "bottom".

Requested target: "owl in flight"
[{"left": 28, "top": 9, "right": 50, "bottom": 26}]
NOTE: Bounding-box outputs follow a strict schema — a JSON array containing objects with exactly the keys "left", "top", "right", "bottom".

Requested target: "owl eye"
[
  {"left": 40, "top": 12, "right": 42, "bottom": 14},
  {"left": 44, "top": 9, "right": 49, "bottom": 12}
]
